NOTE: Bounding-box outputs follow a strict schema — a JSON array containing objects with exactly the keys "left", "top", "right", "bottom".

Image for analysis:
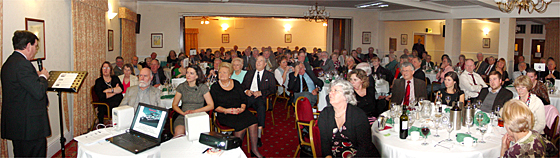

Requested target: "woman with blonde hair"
[
  {"left": 513, "top": 75, "right": 546, "bottom": 133},
  {"left": 496, "top": 58, "right": 511, "bottom": 86},
  {"left": 500, "top": 99, "right": 557, "bottom": 157}
]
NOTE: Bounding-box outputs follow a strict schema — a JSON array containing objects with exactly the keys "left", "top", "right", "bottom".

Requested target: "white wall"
[
  {"left": 136, "top": 2, "right": 379, "bottom": 60},
  {"left": 2, "top": 0, "right": 73, "bottom": 157},
  {"left": 382, "top": 20, "right": 444, "bottom": 60},
  {"left": 461, "top": 19, "right": 501, "bottom": 60},
  {"left": 106, "top": 0, "right": 122, "bottom": 62},
  {"left": 185, "top": 17, "right": 327, "bottom": 51}
]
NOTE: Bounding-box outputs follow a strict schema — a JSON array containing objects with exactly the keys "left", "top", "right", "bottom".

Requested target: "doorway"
[
  {"left": 531, "top": 39, "right": 545, "bottom": 65},
  {"left": 514, "top": 38, "right": 523, "bottom": 65}
]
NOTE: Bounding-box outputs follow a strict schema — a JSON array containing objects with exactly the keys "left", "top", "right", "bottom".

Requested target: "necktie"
[
  {"left": 485, "top": 65, "right": 492, "bottom": 75},
  {"left": 475, "top": 61, "right": 482, "bottom": 71},
  {"left": 267, "top": 59, "right": 272, "bottom": 70},
  {"left": 257, "top": 71, "right": 261, "bottom": 91},
  {"left": 469, "top": 73, "right": 477, "bottom": 85},
  {"left": 404, "top": 81, "right": 411, "bottom": 106},
  {"left": 301, "top": 75, "right": 308, "bottom": 93}
]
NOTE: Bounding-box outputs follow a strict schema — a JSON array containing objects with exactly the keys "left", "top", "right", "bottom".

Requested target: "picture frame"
[
  {"left": 222, "top": 34, "right": 230, "bottom": 43},
  {"left": 25, "top": 18, "right": 45, "bottom": 60},
  {"left": 389, "top": 38, "right": 397, "bottom": 51},
  {"left": 151, "top": 33, "right": 163, "bottom": 48},
  {"left": 108, "top": 30, "right": 114, "bottom": 51},
  {"left": 362, "top": 32, "right": 371, "bottom": 44},
  {"left": 401, "top": 34, "right": 408, "bottom": 45},
  {"left": 483, "top": 38, "right": 490, "bottom": 48},
  {"left": 285, "top": 34, "right": 292, "bottom": 43}
]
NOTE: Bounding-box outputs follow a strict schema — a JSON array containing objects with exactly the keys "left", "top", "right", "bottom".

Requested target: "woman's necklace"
[{"left": 219, "top": 79, "right": 231, "bottom": 87}]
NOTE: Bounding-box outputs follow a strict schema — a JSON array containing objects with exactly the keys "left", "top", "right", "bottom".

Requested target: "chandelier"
[
  {"left": 495, "top": 0, "right": 552, "bottom": 14},
  {"left": 304, "top": 2, "right": 329, "bottom": 23}
]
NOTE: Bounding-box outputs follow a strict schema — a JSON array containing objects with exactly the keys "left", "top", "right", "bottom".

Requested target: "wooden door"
[
  {"left": 531, "top": 39, "right": 545, "bottom": 64},
  {"left": 514, "top": 38, "right": 523, "bottom": 65}
]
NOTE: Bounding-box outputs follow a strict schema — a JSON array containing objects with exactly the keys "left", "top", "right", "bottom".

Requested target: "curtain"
[
  {"left": 544, "top": 20, "right": 559, "bottom": 61},
  {"left": 72, "top": 0, "right": 108, "bottom": 136},
  {"left": 0, "top": 0, "right": 6, "bottom": 156},
  {"left": 119, "top": 7, "right": 137, "bottom": 63},
  {"left": 185, "top": 28, "right": 199, "bottom": 56}
]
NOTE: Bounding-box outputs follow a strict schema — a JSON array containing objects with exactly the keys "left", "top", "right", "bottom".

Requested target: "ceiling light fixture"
[
  {"left": 303, "top": 2, "right": 329, "bottom": 23},
  {"left": 356, "top": 2, "right": 387, "bottom": 8},
  {"left": 495, "top": 0, "right": 552, "bottom": 14}
]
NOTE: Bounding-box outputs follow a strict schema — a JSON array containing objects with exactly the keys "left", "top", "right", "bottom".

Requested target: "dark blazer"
[
  {"left": 391, "top": 78, "right": 428, "bottom": 105},
  {"left": 319, "top": 59, "right": 335, "bottom": 72},
  {"left": 421, "top": 61, "right": 435, "bottom": 69},
  {"left": 372, "top": 66, "right": 394, "bottom": 85},
  {"left": 318, "top": 104, "right": 375, "bottom": 157},
  {"left": 482, "top": 64, "right": 496, "bottom": 76},
  {"left": 476, "top": 87, "right": 513, "bottom": 111},
  {"left": 542, "top": 70, "right": 560, "bottom": 85},
  {"left": 413, "top": 68, "right": 426, "bottom": 82},
  {"left": 1, "top": 52, "right": 50, "bottom": 140},
  {"left": 287, "top": 70, "right": 324, "bottom": 93},
  {"left": 242, "top": 70, "right": 277, "bottom": 98},
  {"left": 151, "top": 67, "right": 167, "bottom": 86},
  {"left": 475, "top": 61, "right": 489, "bottom": 75}
]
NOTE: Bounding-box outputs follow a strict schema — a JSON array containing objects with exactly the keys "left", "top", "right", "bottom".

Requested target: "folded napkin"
[
  {"left": 474, "top": 111, "right": 490, "bottom": 126},
  {"left": 160, "top": 95, "right": 175, "bottom": 99},
  {"left": 408, "top": 126, "right": 431, "bottom": 136},
  {"left": 456, "top": 133, "right": 478, "bottom": 142},
  {"left": 445, "top": 108, "right": 450, "bottom": 113},
  {"left": 386, "top": 118, "right": 394, "bottom": 125}
]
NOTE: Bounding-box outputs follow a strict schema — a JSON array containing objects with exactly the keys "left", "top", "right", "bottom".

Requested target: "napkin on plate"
[
  {"left": 408, "top": 126, "right": 431, "bottom": 136},
  {"left": 474, "top": 111, "right": 490, "bottom": 126},
  {"left": 456, "top": 133, "right": 478, "bottom": 142},
  {"left": 160, "top": 95, "right": 175, "bottom": 99}
]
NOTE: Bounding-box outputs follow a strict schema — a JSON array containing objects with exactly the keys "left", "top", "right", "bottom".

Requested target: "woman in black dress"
[
  {"left": 438, "top": 71, "right": 464, "bottom": 105},
  {"left": 93, "top": 61, "right": 123, "bottom": 124},
  {"left": 348, "top": 69, "right": 384, "bottom": 125},
  {"left": 210, "top": 62, "right": 263, "bottom": 158}
]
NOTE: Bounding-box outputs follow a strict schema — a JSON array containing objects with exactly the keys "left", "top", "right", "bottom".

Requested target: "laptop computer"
[{"left": 107, "top": 103, "right": 168, "bottom": 154}]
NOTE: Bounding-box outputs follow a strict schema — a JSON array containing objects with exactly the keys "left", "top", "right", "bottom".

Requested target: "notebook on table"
[{"left": 107, "top": 103, "right": 168, "bottom": 154}]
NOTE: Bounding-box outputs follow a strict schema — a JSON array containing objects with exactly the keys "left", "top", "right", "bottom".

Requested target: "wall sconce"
[
  {"left": 109, "top": 12, "right": 118, "bottom": 19},
  {"left": 221, "top": 23, "right": 229, "bottom": 31},
  {"left": 483, "top": 28, "right": 489, "bottom": 35},
  {"left": 284, "top": 24, "right": 292, "bottom": 32},
  {"left": 323, "top": 22, "right": 327, "bottom": 26}
]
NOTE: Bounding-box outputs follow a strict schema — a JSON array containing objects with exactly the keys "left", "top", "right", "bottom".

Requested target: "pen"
[{"left": 202, "top": 148, "right": 210, "bottom": 154}]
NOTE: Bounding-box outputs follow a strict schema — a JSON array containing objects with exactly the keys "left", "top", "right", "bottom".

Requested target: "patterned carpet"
[{"left": 52, "top": 98, "right": 301, "bottom": 158}]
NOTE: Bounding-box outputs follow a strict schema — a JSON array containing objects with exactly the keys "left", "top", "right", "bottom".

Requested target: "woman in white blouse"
[
  {"left": 513, "top": 75, "right": 546, "bottom": 134},
  {"left": 118, "top": 63, "right": 139, "bottom": 95},
  {"left": 274, "top": 55, "right": 293, "bottom": 95}
]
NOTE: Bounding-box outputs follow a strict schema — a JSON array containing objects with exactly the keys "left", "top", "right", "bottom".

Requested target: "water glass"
[
  {"left": 433, "top": 118, "right": 441, "bottom": 137},
  {"left": 445, "top": 122, "right": 454, "bottom": 142},
  {"left": 478, "top": 123, "right": 487, "bottom": 143},
  {"left": 465, "top": 117, "right": 474, "bottom": 134}
]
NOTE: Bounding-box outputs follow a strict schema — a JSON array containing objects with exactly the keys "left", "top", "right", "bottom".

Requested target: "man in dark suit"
[
  {"left": 411, "top": 56, "right": 426, "bottom": 81},
  {"left": 242, "top": 56, "right": 277, "bottom": 146},
  {"left": 1, "top": 30, "right": 50, "bottom": 157},
  {"left": 262, "top": 49, "right": 278, "bottom": 71},
  {"left": 481, "top": 56, "right": 496, "bottom": 80},
  {"left": 543, "top": 59, "right": 560, "bottom": 85},
  {"left": 150, "top": 59, "right": 167, "bottom": 88},
  {"left": 474, "top": 53, "right": 489, "bottom": 75},
  {"left": 288, "top": 61, "right": 324, "bottom": 106},
  {"left": 388, "top": 62, "right": 428, "bottom": 106},
  {"left": 476, "top": 71, "right": 513, "bottom": 112},
  {"left": 420, "top": 54, "right": 435, "bottom": 70},
  {"left": 318, "top": 51, "right": 335, "bottom": 72},
  {"left": 412, "top": 39, "right": 426, "bottom": 59}
]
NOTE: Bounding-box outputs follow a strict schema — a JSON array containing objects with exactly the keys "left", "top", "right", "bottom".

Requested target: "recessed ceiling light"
[
  {"left": 356, "top": 2, "right": 384, "bottom": 8},
  {"left": 378, "top": 4, "right": 389, "bottom": 8}
]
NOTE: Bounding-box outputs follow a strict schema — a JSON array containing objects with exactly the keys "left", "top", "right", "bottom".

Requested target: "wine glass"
[
  {"left": 478, "top": 123, "right": 488, "bottom": 143},
  {"left": 476, "top": 113, "right": 484, "bottom": 130},
  {"left": 421, "top": 124, "right": 430, "bottom": 146},
  {"left": 465, "top": 117, "right": 474, "bottom": 134},
  {"left": 489, "top": 111, "right": 496, "bottom": 127},
  {"left": 476, "top": 100, "right": 483, "bottom": 110},
  {"left": 445, "top": 121, "right": 454, "bottom": 142},
  {"left": 433, "top": 118, "right": 441, "bottom": 137},
  {"left": 445, "top": 96, "right": 451, "bottom": 106},
  {"left": 408, "top": 111, "right": 416, "bottom": 128}
]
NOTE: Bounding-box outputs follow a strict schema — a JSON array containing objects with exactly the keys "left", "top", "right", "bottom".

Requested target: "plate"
[
  {"left": 406, "top": 136, "right": 422, "bottom": 141},
  {"left": 460, "top": 142, "right": 477, "bottom": 148}
]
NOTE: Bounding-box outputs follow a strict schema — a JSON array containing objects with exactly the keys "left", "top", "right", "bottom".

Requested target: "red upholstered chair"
[
  {"left": 90, "top": 86, "right": 111, "bottom": 130},
  {"left": 309, "top": 119, "right": 322, "bottom": 157},
  {"left": 293, "top": 96, "right": 314, "bottom": 157}
]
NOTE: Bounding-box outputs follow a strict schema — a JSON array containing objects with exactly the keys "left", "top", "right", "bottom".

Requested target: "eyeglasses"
[{"left": 102, "top": 67, "right": 111, "bottom": 70}]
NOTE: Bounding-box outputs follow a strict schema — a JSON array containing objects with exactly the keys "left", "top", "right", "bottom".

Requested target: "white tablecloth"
[
  {"left": 372, "top": 114, "right": 506, "bottom": 158},
  {"left": 426, "top": 73, "right": 437, "bottom": 83},
  {"left": 317, "top": 83, "right": 330, "bottom": 111},
  {"left": 77, "top": 129, "right": 246, "bottom": 158},
  {"left": 505, "top": 86, "right": 560, "bottom": 110}
]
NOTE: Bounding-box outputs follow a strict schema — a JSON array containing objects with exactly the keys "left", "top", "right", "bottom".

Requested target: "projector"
[
  {"left": 199, "top": 131, "right": 241, "bottom": 150},
  {"left": 112, "top": 106, "right": 134, "bottom": 130}
]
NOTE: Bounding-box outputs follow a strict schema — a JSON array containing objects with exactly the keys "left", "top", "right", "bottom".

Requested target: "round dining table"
[{"left": 372, "top": 111, "right": 507, "bottom": 158}]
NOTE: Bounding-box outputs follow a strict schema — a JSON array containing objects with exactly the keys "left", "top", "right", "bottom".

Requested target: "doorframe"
[{"left": 530, "top": 38, "right": 545, "bottom": 65}]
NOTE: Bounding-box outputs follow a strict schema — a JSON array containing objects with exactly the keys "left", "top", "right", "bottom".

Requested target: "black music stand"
[{"left": 46, "top": 71, "right": 87, "bottom": 157}]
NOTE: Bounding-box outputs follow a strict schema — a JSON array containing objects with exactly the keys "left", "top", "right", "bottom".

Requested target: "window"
[{"left": 531, "top": 25, "right": 543, "bottom": 34}]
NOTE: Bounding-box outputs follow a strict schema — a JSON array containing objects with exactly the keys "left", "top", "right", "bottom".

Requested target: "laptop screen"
[{"left": 131, "top": 104, "right": 167, "bottom": 138}]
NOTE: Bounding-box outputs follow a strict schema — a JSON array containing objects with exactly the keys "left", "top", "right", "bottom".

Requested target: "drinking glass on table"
[
  {"left": 445, "top": 96, "right": 451, "bottom": 106},
  {"left": 465, "top": 117, "right": 474, "bottom": 134},
  {"left": 478, "top": 123, "right": 488, "bottom": 143},
  {"left": 475, "top": 100, "right": 483, "bottom": 110},
  {"left": 445, "top": 121, "right": 454, "bottom": 142},
  {"left": 476, "top": 112, "right": 484, "bottom": 130},
  {"left": 433, "top": 118, "right": 441, "bottom": 137},
  {"left": 421, "top": 124, "right": 430, "bottom": 146}
]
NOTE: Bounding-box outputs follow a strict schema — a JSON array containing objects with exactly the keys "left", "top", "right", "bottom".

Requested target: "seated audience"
[
  {"left": 338, "top": 49, "right": 350, "bottom": 66},
  {"left": 262, "top": 49, "right": 278, "bottom": 71},
  {"left": 543, "top": 59, "right": 560, "bottom": 84},
  {"left": 481, "top": 56, "right": 496, "bottom": 80},
  {"left": 438, "top": 72, "right": 464, "bottom": 105},
  {"left": 230, "top": 58, "right": 247, "bottom": 83},
  {"left": 288, "top": 62, "right": 323, "bottom": 106},
  {"left": 206, "top": 58, "right": 222, "bottom": 79},
  {"left": 113, "top": 56, "right": 125, "bottom": 76},
  {"left": 370, "top": 56, "right": 394, "bottom": 85},
  {"left": 150, "top": 59, "right": 166, "bottom": 88},
  {"left": 459, "top": 59, "right": 488, "bottom": 100},
  {"left": 432, "top": 56, "right": 453, "bottom": 92},
  {"left": 210, "top": 62, "right": 263, "bottom": 158},
  {"left": 500, "top": 99, "right": 558, "bottom": 158},
  {"left": 476, "top": 71, "right": 513, "bottom": 113},
  {"left": 140, "top": 57, "right": 151, "bottom": 69},
  {"left": 514, "top": 55, "right": 530, "bottom": 71},
  {"left": 421, "top": 54, "right": 435, "bottom": 70},
  {"left": 318, "top": 80, "right": 376, "bottom": 157},
  {"left": 132, "top": 56, "right": 142, "bottom": 75},
  {"left": 474, "top": 53, "right": 489, "bottom": 75},
  {"left": 172, "top": 58, "right": 187, "bottom": 78},
  {"left": 318, "top": 51, "right": 335, "bottom": 72},
  {"left": 222, "top": 51, "right": 232, "bottom": 63},
  {"left": 385, "top": 52, "right": 398, "bottom": 75},
  {"left": 526, "top": 68, "right": 550, "bottom": 105},
  {"left": 351, "top": 50, "right": 362, "bottom": 63},
  {"left": 388, "top": 62, "right": 428, "bottom": 106},
  {"left": 411, "top": 56, "right": 426, "bottom": 81},
  {"left": 456, "top": 54, "right": 465, "bottom": 71},
  {"left": 393, "top": 55, "right": 409, "bottom": 79},
  {"left": 348, "top": 69, "right": 386, "bottom": 124},
  {"left": 330, "top": 53, "right": 341, "bottom": 71},
  {"left": 118, "top": 63, "right": 139, "bottom": 94},
  {"left": 93, "top": 61, "right": 123, "bottom": 124},
  {"left": 167, "top": 50, "right": 179, "bottom": 67},
  {"left": 495, "top": 58, "right": 511, "bottom": 86},
  {"left": 339, "top": 56, "right": 356, "bottom": 75},
  {"left": 274, "top": 55, "right": 293, "bottom": 95},
  {"left": 171, "top": 65, "right": 214, "bottom": 137},
  {"left": 513, "top": 76, "right": 546, "bottom": 134},
  {"left": 119, "top": 68, "right": 161, "bottom": 110},
  {"left": 512, "top": 62, "right": 527, "bottom": 80}
]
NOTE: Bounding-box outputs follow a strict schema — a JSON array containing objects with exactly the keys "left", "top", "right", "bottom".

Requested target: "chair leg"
[
  {"left": 271, "top": 111, "right": 275, "bottom": 126},
  {"left": 293, "top": 145, "right": 301, "bottom": 158},
  {"left": 246, "top": 130, "right": 251, "bottom": 154}
]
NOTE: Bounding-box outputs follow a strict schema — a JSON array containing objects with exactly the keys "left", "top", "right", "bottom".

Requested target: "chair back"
[
  {"left": 545, "top": 105, "right": 560, "bottom": 135},
  {"left": 295, "top": 97, "right": 314, "bottom": 123},
  {"left": 309, "top": 119, "right": 321, "bottom": 157},
  {"left": 91, "top": 86, "right": 100, "bottom": 102}
]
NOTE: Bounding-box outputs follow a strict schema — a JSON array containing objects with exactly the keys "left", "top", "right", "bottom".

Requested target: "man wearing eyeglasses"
[
  {"left": 386, "top": 62, "right": 427, "bottom": 105},
  {"left": 113, "top": 56, "right": 125, "bottom": 76},
  {"left": 2, "top": 30, "right": 50, "bottom": 157}
]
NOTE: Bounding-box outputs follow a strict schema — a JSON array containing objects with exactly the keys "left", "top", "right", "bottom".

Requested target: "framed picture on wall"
[
  {"left": 151, "top": 33, "right": 163, "bottom": 48},
  {"left": 483, "top": 38, "right": 490, "bottom": 48},
  {"left": 401, "top": 34, "right": 408, "bottom": 45},
  {"left": 222, "top": 34, "right": 230, "bottom": 43},
  {"left": 25, "top": 18, "right": 45, "bottom": 60},
  {"left": 285, "top": 34, "right": 292, "bottom": 43},
  {"left": 389, "top": 38, "right": 397, "bottom": 51},
  {"left": 362, "top": 32, "right": 371, "bottom": 44},
  {"left": 108, "top": 30, "right": 114, "bottom": 51}
]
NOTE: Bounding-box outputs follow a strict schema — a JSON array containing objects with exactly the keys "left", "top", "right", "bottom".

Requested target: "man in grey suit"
[
  {"left": 318, "top": 51, "right": 335, "bottom": 72},
  {"left": 388, "top": 62, "right": 428, "bottom": 106},
  {"left": 474, "top": 52, "right": 489, "bottom": 75},
  {"left": 262, "top": 49, "right": 278, "bottom": 71},
  {"left": 120, "top": 68, "right": 162, "bottom": 110}
]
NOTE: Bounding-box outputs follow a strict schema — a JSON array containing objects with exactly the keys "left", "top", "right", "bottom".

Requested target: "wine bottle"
[
  {"left": 400, "top": 104, "right": 409, "bottom": 139},
  {"left": 435, "top": 94, "right": 442, "bottom": 113}
]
